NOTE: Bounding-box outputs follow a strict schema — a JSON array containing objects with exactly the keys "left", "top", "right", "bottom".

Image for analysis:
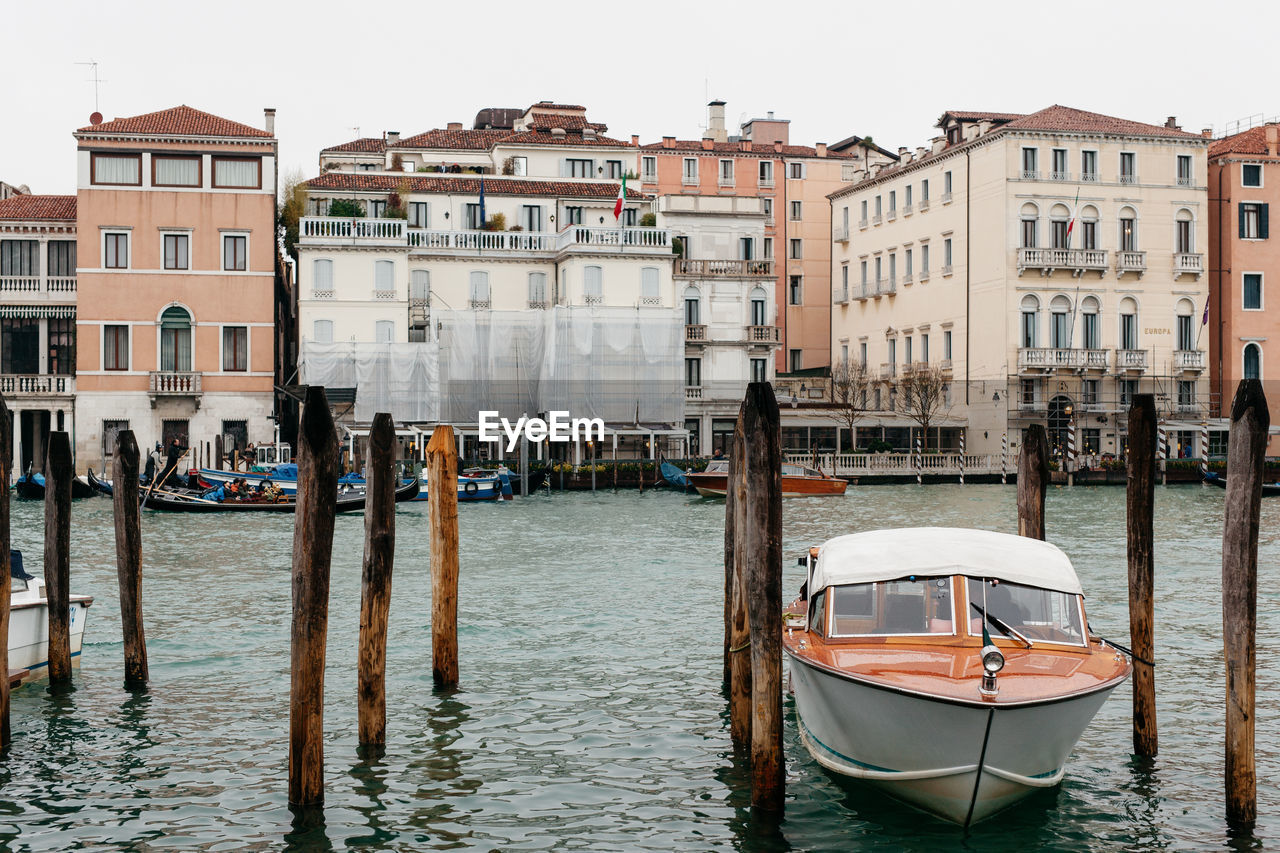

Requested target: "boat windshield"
[
  {"left": 965, "top": 578, "right": 1086, "bottom": 647},
  {"left": 703, "top": 460, "right": 729, "bottom": 473},
  {"left": 826, "top": 576, "right": 955, "bottom": 637}
]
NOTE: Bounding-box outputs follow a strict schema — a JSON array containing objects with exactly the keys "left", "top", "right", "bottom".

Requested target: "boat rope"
[{"left": 729, "top": 640, "right": 752, "bottom": 653}]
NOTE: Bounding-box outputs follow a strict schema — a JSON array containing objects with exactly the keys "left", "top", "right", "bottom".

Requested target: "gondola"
[
  {"left": 1203, "top": 471, "right": 1280, "bottom": 495},
  {"left": 14, "top": 471, "right": 98, "bottom": 500},
  {"left": 133, "top": 477, "right": 420, "bottom": 513}
]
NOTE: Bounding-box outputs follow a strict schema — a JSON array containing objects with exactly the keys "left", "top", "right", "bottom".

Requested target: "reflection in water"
[
  {"left": 406, "top": 690, "right": 479, "bottom": 847},
  {"left": 716, "top": 745, "right": 791, "bottom": 853},
  {"left": 347, "top": 747, "right": 395, "bottom": 848},
  {"left": 1123, "top": 754, "right": 1165, "bottom": 849},
  {"left": 285, "top": 804, "right": 333, "bottom": 853}
]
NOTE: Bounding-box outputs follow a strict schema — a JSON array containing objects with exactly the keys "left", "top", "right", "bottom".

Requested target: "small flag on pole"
[
  {"left": 613, "top": 173, "right": 627, "bottom": 222},
  {"left": 1202, "top": 294, "right": 1210, "bottom": 326},
  {"left": 1065, "top": 187, "right": 1081, "bottom": 248}
]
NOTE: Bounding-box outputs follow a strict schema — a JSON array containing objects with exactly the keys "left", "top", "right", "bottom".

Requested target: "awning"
[{"left": 0, "top": 305, "right": 76, "bottom": 319}]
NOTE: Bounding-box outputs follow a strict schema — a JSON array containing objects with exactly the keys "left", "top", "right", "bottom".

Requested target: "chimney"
[
  {"left": 551, "top": 127, "right": 567, "bottom": 138},
  {"left": 701, "top": 138, "right": 714, "bottom": 150},
  {"left": 816, "top": 142, "right": 827, "bottom": 158},
  {"left": 447, "top": 122, "right": 463, "bottom": 130},
  {"left": 931, "top": 137, "right": 946, "bottom": 154},
  {"left": 582, "top": 126, "right": 596, "bottom": 140},
  {"left": 264, "top": 108, "right": 276, "bottom": 135},
  {"left": 897, "top": 146, "right": 908, "bottom": 158},
  {"left": 663, "top": 135, "right": 675, "bottom": 149},
  {"left": 1164, "top": 116, "right": 1180, "bottom": 130},
  {"left": 767, "top": 111, "right": 775, "bottom": 120},
  {"left": 1201, "top": 127, "right": 1214, "bottom": 139},
  {"left": 1266, "top": 124, "right": 1280, "bottom": 156},
  {"left": 706, "top": 99, "right": 728, "bottom": 143},
  {"left": 740, "top": 140, "right": 751, "bottom": 152},
  {"left": 915, "top": 146, "right": 927, "bottom": 159},
  {"left": 386, "top": 130, "right": 400, "bottom": 145},
  {"left": 631, "top": 134, "right": 639, "bottom": 146},
  {"left": 773, "top": 139, "right": 783, "bottom": 153}
]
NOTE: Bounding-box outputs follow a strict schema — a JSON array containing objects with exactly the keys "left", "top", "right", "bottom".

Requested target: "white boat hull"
[
  {"left": 7, "top": 586, "right": 91, "bottom": 682},
  {"left": 788, "top": 653, "right": 1120, "bottom": 826}
]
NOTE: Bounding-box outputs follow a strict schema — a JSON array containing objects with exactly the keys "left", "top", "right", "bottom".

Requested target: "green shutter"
[
  {"left": 1261, "top": 203, "right": 1270, "bottom": 240},
  {"left": 1239, "top": 203, "right": 1247, "bottom": 239}
]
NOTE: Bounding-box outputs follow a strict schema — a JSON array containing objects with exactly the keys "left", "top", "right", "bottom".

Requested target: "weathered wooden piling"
[
  {"left": 1016, "top": 424, "right": 1049, "bottom": 540},
  {"left": 1221, "top": 379, "right": 1269, "bottom": 825},
  {"left": 426, "top": 425, "right": 460, "bottom": 689},
  {"left": 0, "top": 396, "right": 12, "bottom": 745},
  {"left": 43, "top": 431, "right": 73, "bottom": 685},
  {"left": 112, "top": 430, "right": 148, "bottom": 688},
  {"left": 1126, "top": 394, "right": 1158, "bottom": 757},
  {"left": 358, "top": 413, "right": 396, "bottom": 747},
  {"left": 742, "top": 382, "right": 783, "bottom": 812},
  {"left": 288, "top": 386, "right": 340, "bottom": 807},
  {"left": 520, "top": 434, "right": 529, "bottom": 497},
  {"left": 726, "top": 413, "right": 751, "bottom": 747}
]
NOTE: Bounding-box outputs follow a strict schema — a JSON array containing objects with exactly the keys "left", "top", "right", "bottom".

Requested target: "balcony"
[
  {"left": 309, "top": 290, "right": 334, "bottom": 299},
  {"left": 675, "top": 258, "right": 774, "bottom": 278},
  {"left": 682, "top": 174, "right": 699, "bottom": 186},
  {"left": 685, "top": 324, "right": 707, "bottom": 343},
  {"left": 833, "top": 287, "right": 849, "bottom": 305},
  {"left": 1174, "top": 401, "right": 1202, "bottom": 415},
  {"left": 1020, "top": 170, "right": 1041, "bottom": 181},
  {"left": 409, "top": 229, "right": 558, "bottom": 252},
  {"left": 1119, "top": 173, "right": 1139, "bottom": 185},
  {"left": 372, "top": 289, "right": 397, "bottom": 300},
  {"left": 758, "top": 177, "right": 775, "bottom": 189},
  {"left": 718, "top": 176, "right": 735, "bottom": 189},
  {"left": 1174, "top": 252, "right": 1204, "bottom": 279},
  {"left": 527, "top": 300, "right": 549, "bottom": 309},
  {"left": 1177, "top": 175, "right": 1194, "bottom": 188},
  {"left": 1081, "top": 171, "right": 1099, "bottom": 183},
  {"left": 685, "top": 386, "right": 703, "bottom": 400},
  {"left": 858, "top": 218, "right": 869, "bottom": 230},
  {"left": 938, "top": 359, "right": 953, "bottom": 374},
  {"left": 880, "top": 363, "right": 897, "bottom": 380},
  {"left": 874, "top": 277, "right": 896, "bottom": 297},
  {"left": 872, "top": 213, "right": 882, "bottom": 225},
  {"left": 148, "top": 371, "right": 202, "bottom": 407},
  {"left": 1115, "top": 251, "right": 1147, "bottom": 278},
  {"left": 941, "top": 264, "right": 953, "bottom": 276},
  {"left": 833, "top": 224, "right": 850, "bottom": 242},
  {"left": 1175, "top": 350, "right": 1206, "bottom": 371},
  {"left": 301, "top": 217, "right": 672, "bottom": 257},
  {"left": 470, "top": 299, "right": 491, "bottom": 309},
  {"left": 0, "top": 375, "right": 74, "bottom": 397},
  {"left": 747, "top": 325, "right": 780, "bottom": 344},
  {"left": 918, "top": 268, "right": 931, "bottom": 282},
  {"left": 1019, "top": 348, "right": 1085, "bottom": 371},
  {"left": 641, "top": 172, "right": 657, "bottom": 184},
  {"left": 887, "top": 209, "right": 897, "bottom": 221},
  {"left": 1084, "top": 349, "right": 1110, "bottom": 370},
  {"left": 941, "top": 192, "right": 952, "bottom": 204},
  {"left": 0, "top": 275, "right": 77, "bottom": 302},
  {"left": 1017, "top": 247, "right": 1108, "bottom": 278},
  {"left": 555, "top": 226, "right": 672, "bottom": 253},
  {"left": 918, "top": 198, "right": 931, "bottom": 212},
  {"left": 902, "top": 272, "right": 913, "bottom": 285},
  {"left": 903, "top": 203, "right": 913, "bottom": 216},
  {"left": 1116, "top": 349, "right": 1148, "bottom": 372},
  {"left": 1050, "top": 171, "right": 1071, "bottom": 182}
]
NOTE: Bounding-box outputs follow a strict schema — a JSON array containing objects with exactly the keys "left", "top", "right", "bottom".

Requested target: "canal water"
[{"left": 1, "top": 484, "right": 1278, "bottom": 851}]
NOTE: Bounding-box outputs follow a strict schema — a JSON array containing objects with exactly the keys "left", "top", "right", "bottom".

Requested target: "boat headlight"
[{"left": 981, "top": 645, "right": 1005, "bottom": 675}]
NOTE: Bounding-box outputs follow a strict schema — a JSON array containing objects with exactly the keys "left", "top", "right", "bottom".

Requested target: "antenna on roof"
[
  {"left": 75, "top": 59, "right": 106, "bottom": 114},
  {"left": 350, "top": 126, "right": 360, "bottom": 138}
]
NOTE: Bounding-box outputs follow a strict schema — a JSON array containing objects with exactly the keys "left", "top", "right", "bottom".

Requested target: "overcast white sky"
[{"left": 4, "top": 0, "right": 1276, "bottom": 197}]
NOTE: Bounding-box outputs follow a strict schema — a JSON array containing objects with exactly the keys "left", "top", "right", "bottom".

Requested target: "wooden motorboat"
[
  {"left": 7, "top": 550, "right": 92, "bottom": 683},
  {"left": 1203, "top": 472, "right": 1280, "bottom": 495},
  {"left": 685, "top": 459, "right": 847, "bottom": 498},
  {"left": 784, "top": 527, "right": 1131, "bottom": 827}
]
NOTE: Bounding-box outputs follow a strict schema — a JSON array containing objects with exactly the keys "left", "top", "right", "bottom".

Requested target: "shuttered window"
[{"left": 1240, "top": 203, "right": 1269, "bottom": 239}]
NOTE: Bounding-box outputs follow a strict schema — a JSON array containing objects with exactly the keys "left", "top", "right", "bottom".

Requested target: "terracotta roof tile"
[
  {"left": 528, "top": 103, "right": 586, "bottom": 112},
  {"left": 306, "top": 173, "right": 646, "bottom": 199},
  {"left": 499, "top": 130, "right": 631, "bottom": 148},
  {"left": 527, "top": 116, "right": 609, "bottom": 132},
  {"left": 0, "top": 192, "right": 75, "bottom": 219},
  {"left": 76, "top": 105, "right": 272, "bottom": 138},
  {"left": 941, "top": 110, "right": 1025, "bottom": 123},
  {"left": 638, "top": 139, "right": 850, "bottom": 158},
  {"left": 1209, "top": 126, "right": 1274, "bottom": 157},
  {"left": 393, "top": 129, "right": 510, "bottom": 150},
  {"left": 322, "top": 137, "right": 387, "bottom": 154},
  {"left": 0, "top": 194, "right": 76, "bottom": 221},
  {"left": 1001, "top": 105, "right": 1201, "bottom": 139}
]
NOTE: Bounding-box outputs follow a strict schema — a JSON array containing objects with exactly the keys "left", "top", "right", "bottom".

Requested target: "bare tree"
[
  {"left": 898, "top": 365, "right": 954, "bottom": 453},
  {"left": 829, "top": 360, "right": 876, "bottom": 452}
]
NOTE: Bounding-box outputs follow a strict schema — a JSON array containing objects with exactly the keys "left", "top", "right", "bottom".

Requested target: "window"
[
  {"left": 860, "top": 199, "right": 868, "bottom": 222},
  {"left": 1081, "top": 150, "right": 1098, "bottom": 181},
  {"left": 1119, "top": 298, "right": 1138, "bottom": 350},
  {"left": 827, "top": 577, "right": 956, "bottom": 637},
  {"left": 1244, "top": 273, "right": 1263, "bottom": 310},
  {"left": 788, "top": 162, "right": 805, "bottom": 179},
  {"left": 223, "top": 235, "right": 247, "bottom": 271},
  {"left": 1020, "top": 295, "right": 1039, "bottom": 348},
  {"left": 153, "top": 155, "right": 201, "bottom": 187},
  {"left": 368, "top": 200, "right": 387, "bottom": 218},
  {"left": 860, "top": 261, "right": 868, "bottom": 285},
  {"left": 211, "top": 156, "right": 261, "bottom": 189},
  {"left": 408, "top": 202, "right": 429, "bottom": 228},
  {"left": 47, "top": 240, "right": 76, "bottom": 276},
  {"left": 762, "top": 198, "right": 773, "bottom": 220},
  {"left": 789, "top": 276, "right": 802, "bottom": 305},
  {"left": 944, "top": 238, "right": 953, "bottom": 269},
  {"left": 0, "top": 239, "right": 37, "bottom": 275},
  {"left": 374, "top": 259, "right": 394, "bottom": 293},
  {"left": 684, "top": 286, "right": 700, "bottom": 325},
  {"left": 1021, "top": 204, "right": 1038, "bottom": 248},
  {"left": 375, "top": 320, "right": 394, "bottom": 343},
  {"left": 1242, "top": 163, "right": 1262, "bottom": 188},
  {"left": 641, "top": 267, "right": 660, "bottom": 303},
  {"left": 1051, "top": 218, "right": 1068, "bottom": 249},
  {"left": 751, "top": 358, "right": 767, "bottom": 383},
  {"left": 642, "top": 156, "right": 657, "bottom": 180},
  {"left": 921, "top": 336, "right": 931, "bottom": 364},
  {"left": 521, "top": 205, "right": 543, "bottom": 232},
  {"left": 509, "top": 156, "right": 527, "bottom": 176},
  {"left": 905, "top": 185, "right": 913, "bottom": 207},
  {"left": 1178, "top": 155, "right": 1194, "bottom": 187},
  {"left": 312, "top": 320, "right": 333, "bottom": 343},
  {"left": 0, "top": 318, "right": 37, "bottom": 374},
  {"left": 889, "top": 253, "right": 896, "bottom": 283},
  {"left": 789, "top": 239, "right": 802, "bottom": 259},
  {"left": 888, "top": 190, "right": 896, "bottom": 212},
  {"left": 1050, "top": 296, "right": 1070, "bottom": 348},
  {"left": 470, "top": 271, "right": 491, "bottom": 307},
  {"left": 605, "top": 160, "right": 623, "bottom": 179},
  {"left": 1021, "top": 147, "right": 1038, "bottom": 178},
  {"left": 682, "top": 158, "right": 698, "bottom": 181},
  {"left": 622, "top": 208, "right": 637, "bottom": 227},
  {"left": 313, "top": 259, "right": 333, "bottom": 293},
  {"left": 789, "top": 349, "right": 802, "bottom": 372},
  {"left": 1178, "top": 380, "right": 1195, "bottom": 408},
  {"left": 888, "top": 338, "right": 897, "bottom": 367},
  {"left": 1244, "top": 343, "right": 1262, "bottom": 380},
  {"left": 222, "top": 326, "right": 248, "bottom": 371},
  {"left": 1051, "top": 148, "right": 1067, "bottom": 179},
  {"left": 159, "top": 306, "right": 193, "bottom": 372},
  {"left": 964, "top": 579, "right": 1083, "bottom": 646},
  {"left": 1120, "top": 152, "right": 1136, "bottom": 184},
  {"left": 841, "top": 264, "right": 849, "bottom": 292},
  {"left": 47, "top": 317, "right": 74, "bottom": 376},
  {"left": 943, "top": 171, "right": 952, "bottom": 195},
  {"left": 719, "top": 159, "right": 734, "bottom": 183},
  {"left": 762, "top": 237, "right": 772, "bottom": 257},
  {"left": 1177, "top": 311, "right": 1194, "bottom": 351},
  {"left": 105, "top": 232, "right": 129, "bottom": 269},
  {"left": 91, "top": 153, "right": 141, "bottom": 186},
  {"left": 874, "top": 257, "right": 882, "bottom": 283},
  {"left": 943, "top": 330, "right": 952, "bottom": 360},
  {"left": 1021, "top": 379, "right": 1037, "bottom": 407},
  {"left": 789, "top": 200, "right": 802, "bottom": 221},
  {"left": 1176, "top": 217, "right": 1192, "bottom": 254},
  {"left": 1082, "top": 297, "right": 1100, "bottom": 349},
  {"left": 921, "top": 244, "right": 930, "bottom": 273},
  {"left": 759, "top": 161, "right": 773, "bottom": 184},
  {"left": 1082, "top": 379, "right": 1099, "bottom": 406},
  {"left": 465, "top": 203, "right": 483, "bottom": 229},
  {"left": 1120, "top": 378, "right": 1138, "bottom": 406},
  {"left": 566, "top": 158, "right": 593, "bottom": 178},
  {"left": 751, "top": 288, "right": 767, "bottom": 325},
  {"left": 411, "top": 269, "right": 430, "bottom": 302},
  {"left": 1240, "top": 203, "right": 1268, "bottom": 239},
  {"left": 685, "top": 357, "right": 701, "bottom": 387},
  {"left": 163, "top": 234, "right": 189, "bottom": 270},
  {"left": 564, "top": 206, "right": 583, "bottom": 225},
  {"left": 904, "top": 336, "right": 913, "bottom": 365},
  {"left": 357, "top": 163, "right": 377, "bottom": 172},
  {"left": 905, "top": 248, "right": 913, "bottom": 277},
  {"left": 583, "top": 265, "right": 603, "bottom": 303},
  {"left": 739, "top": 237, "right": 754, "bottom": 260},
  {"left": 874, "top": 196, "right": 882, "bottom": 217},
  {"left": 1081, "top": 206, "right": 1099, "bottom": 250},
  {"left": 528, "top": 272, "right": 548, "bottom": 307},
  {"left": 921, "top": 179, "right": 930, "bottom": 201},
  {"left": 1120, "top": 215, "right": 1136, "bottom": 251}
]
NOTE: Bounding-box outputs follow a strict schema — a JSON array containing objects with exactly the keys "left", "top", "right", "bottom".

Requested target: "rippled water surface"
[{"left": 1, "top": 483, "right": 1278, "bottom": 851}]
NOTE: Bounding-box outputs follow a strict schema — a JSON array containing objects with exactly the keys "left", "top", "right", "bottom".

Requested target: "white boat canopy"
[{"left": 811, "top": 527, "right": 1084, "bottom": 596}]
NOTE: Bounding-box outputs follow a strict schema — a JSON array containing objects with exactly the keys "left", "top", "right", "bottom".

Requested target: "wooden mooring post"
[
  {"left": 0, "top": 396, "right": 11, "bottom": 745},
  {"left": 288, "top": 386, "right": 340, "bottom": 807},
  {"left": 725, "top": 413, "right": 751, "bottom": 746},
  {"left": 43, "top": 431, "right": 73, "bottom": 685},
  {"left": 112, "top": 430, "right": 148, "bottom": 688},
  {"left": 742, "top": 382, "right": 783, "bottom": 812},
  {"left": 1221, "top": 379, "right": 1269, "bottom": 825},
  {"left": 427, "top": 425, "right": 460, "bottom": 689},
  {"left": 358, "top": 413, "right": 396, "bottom": 746},
  {"left": 1017, "top": 424, "right": 1049, "bottom": 540},
  {"left": 1127, "top": 394, "right": 1158, "bottom": 757},
  {"left": 214, "top": 434, "right": 224, "bottom": 472}
]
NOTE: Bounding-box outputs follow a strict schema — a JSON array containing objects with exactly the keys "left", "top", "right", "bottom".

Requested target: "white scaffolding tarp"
[{"left": 300, "top": 341, "right": 440, "bottom": 423}]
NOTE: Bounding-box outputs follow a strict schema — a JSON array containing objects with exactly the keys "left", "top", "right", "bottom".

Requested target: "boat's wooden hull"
[
  {"left": 688, "top": 472, "right": 847, "bottom": 498},
  {"left": 787, "top": 650, "right": 1122, "bottom": 826}
]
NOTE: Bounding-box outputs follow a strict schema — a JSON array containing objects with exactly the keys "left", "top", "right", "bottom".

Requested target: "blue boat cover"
[{"left": 660, "top": 461, "right": 688, "bottom": 488}]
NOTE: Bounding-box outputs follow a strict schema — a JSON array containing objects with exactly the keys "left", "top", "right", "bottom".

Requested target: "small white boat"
[
  {"left": 784, "top": 528, "right": 1130, "bottom": 827},
  {"left": 7, "top": 552, "right": 93, "bottom": 683}
]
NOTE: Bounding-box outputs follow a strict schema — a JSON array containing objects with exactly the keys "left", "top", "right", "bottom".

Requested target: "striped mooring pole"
[
  {"left": 1199, "top": 421, "right": 1210, "bottom": 479},
  {"left": 915, "top": 435, "right": 922, "bottom": 485},
  {"left": 958, "top": 431, "right": 966, "bottom": 485},
  {"left": 1067, "top": 421, "right": 1077, "bottom": 485},
  {"left": 1157, "top": 425, "right": 1168, "bottom": 486},
  {"left": 1001, "top": 432, "right": 1008, "bottom": 485}
]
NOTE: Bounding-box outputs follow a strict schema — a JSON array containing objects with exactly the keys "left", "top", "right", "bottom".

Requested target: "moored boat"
[
  {"left": 7, "top": 550, "right": 92, "bottom": 683},
  {"left": 784, "top": 527, "right": 1131, "bottom": 827},
  {"left": 685, "top": 459, "right": 847, "bottom": 498},
  {"left": 1203, "top": 471, "right": 1280, "bottom": 495},
  {"left": 136, "top": 477, "right": 419, "bottom": 513},
  {"left": 15, "top": 472, "right": 98, "bottom": 501}
]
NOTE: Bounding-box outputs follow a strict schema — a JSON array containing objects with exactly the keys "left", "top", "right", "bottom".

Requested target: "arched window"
[
  {"left": 684, "top": 285, "right": 701, "bottom": 325},
  {"left": 1020, "top": 294, "right": 1039, "bottom": 348},
  {"left": 640, "top": 267, "right": 660, "bottom": 304},
  {"left": 1050, "top": 294, "right": 1072, "bottom": 348},
  {"left": 1244, "top": 343, "right": 1262, "bottom": 380},
  {"left": 1049, "top": 203, "right": 1070, "bottom": 249},
  {"left": 528, "top": 272, "right": 548, "bottom": 307},
  {"left": 1175, "top": 298, "right": 1195, "bottom": 351},
  {"left": 1119, "top": 206, "right": 1137, "bottom": 251},
  {"left": 159, "top": 305, "right": 192, "bottom": 372},
  {"left": 750, "top": 286, "right": 768, "bottom": 327},
  {"left": 1019, "top": 202, "right": 1039, "bottom": 248},
  {"left": 410, "top": 269, "right": 430, "bottom": 302},
  {"left": 1175, "top": 208, "right": 1194, "bottom": 253},
  {"left": 1119, "top": 296, "right": 1138, "bottom": 351},
  {"left": 313, "top": 319, "right": 333, "bottom": 343},
  {"left": 469, "top": 271, "right": 490, "bottom": 308},
  {"left": 584, "top": 265, "right": 603, "bottom": 304},
  {"left": 1079, "top": 205, "right": 1100, "bottom": 250},
  {"left": 313, "top": 259, "right": 333, "bottom": 294},
  {"left": 374, "top": 259, "right": 394, "bottom": 294},
  {"left": 1080, "top": 296, "right": 1100, "bottom": 350}
]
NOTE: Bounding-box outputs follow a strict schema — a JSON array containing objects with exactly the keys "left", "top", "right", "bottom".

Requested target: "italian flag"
[{"left": 614, "top": 174, "right": 627, "bottom": 221}]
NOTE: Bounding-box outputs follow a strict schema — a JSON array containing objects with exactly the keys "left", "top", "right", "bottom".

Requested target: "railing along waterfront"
[{"left": 784, "top": 452, "right": 998, "bottom": 477}]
